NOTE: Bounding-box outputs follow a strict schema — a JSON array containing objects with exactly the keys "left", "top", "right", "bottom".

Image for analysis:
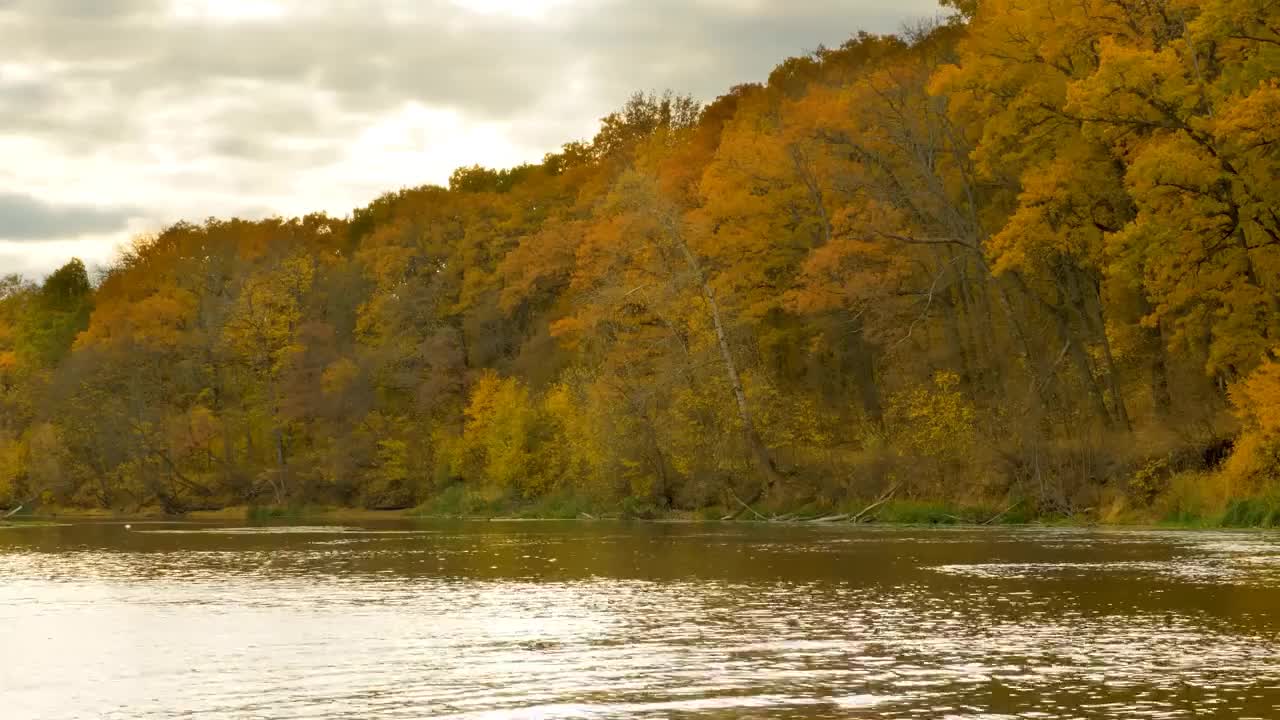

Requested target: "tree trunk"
[
  {"left": 1097, "top": 326, "right": 1132, "bottom": 431},
  {"left": 1073, "top": 271, "right": 1131, "bottom": 431},
  {"left": 1148, "top": 319, "right": 1172, "bottom": 418},
  {"left": 942, "top": 288, "right": 975, "bottom": 390},
  {"left": 993, "top": 271, "right": 1052, "bottom": 408},
  {"left": 1059, "top": 312, "right": 1113, "bottom": 428},
  {"left": 849, "top": 324, "right": 884, "bottom": 427},
  {"left": 670, "top": 227, "right": 785, "bottom": 499},
  {"left": 273, "top": 426, "right": 287, "bottom": 504}
]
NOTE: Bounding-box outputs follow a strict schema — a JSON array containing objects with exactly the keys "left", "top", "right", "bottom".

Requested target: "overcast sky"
[{"left": 0, "top": 0, "right": 941, "bottom": 278}]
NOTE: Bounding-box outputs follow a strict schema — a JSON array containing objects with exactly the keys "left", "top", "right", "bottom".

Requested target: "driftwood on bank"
[
  {"left": 722, "top": 480, "right": 907, "bottom": 524},
  {"left": 982, "top": 499, "right": 1023, "bottom": 526},
  {"left": 729, "top": 489, "right": 770, "bottom": 521},
  {"left": 851, "top": 482, "right": 901, "bottom": 523}
]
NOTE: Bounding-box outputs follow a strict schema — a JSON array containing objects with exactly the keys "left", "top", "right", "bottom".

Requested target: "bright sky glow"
[
  {"left": 448, "top": 0, "right": 575, "bottom": 20},
  {"left": 0, "top": 0, "right": 942, "bottom": 278},
  {"left": 170, "top": 0, "right": 289, "bottom": 22}
]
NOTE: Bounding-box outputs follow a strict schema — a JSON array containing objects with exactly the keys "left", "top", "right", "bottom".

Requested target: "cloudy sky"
[{"left": 0, "top": 0, "right": 941, "bottom": 278}]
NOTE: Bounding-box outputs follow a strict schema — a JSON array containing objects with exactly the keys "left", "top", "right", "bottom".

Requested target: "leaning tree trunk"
[{"left": 668, "top": 223, "right": 785, "bottom": 500}]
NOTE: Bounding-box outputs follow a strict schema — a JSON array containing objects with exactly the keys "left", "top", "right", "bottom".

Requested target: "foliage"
[
  {"left": 887, "top": 371, "right": 976, "bottom": 463},
  {"left": 3, "top": 3, "right": 1278, "bottom": 517},
  {"left": 1224, "top": 352, "right": 1280, "bottom": 488}
]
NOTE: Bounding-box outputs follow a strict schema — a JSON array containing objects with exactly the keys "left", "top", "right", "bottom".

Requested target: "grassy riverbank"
[{"left": 17, "top": 481, "right": 1280, "bottom": 529}]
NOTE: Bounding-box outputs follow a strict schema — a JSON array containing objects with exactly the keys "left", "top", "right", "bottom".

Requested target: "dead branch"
[
  {"left": 852, "top": 482, "right": 901, "bottom": 523},
  {"left": 729, "top": 489, "right": 769, "bottom": 521},
  {"left": 982, "top": 499, "right": 1023, "bottom": 526}
]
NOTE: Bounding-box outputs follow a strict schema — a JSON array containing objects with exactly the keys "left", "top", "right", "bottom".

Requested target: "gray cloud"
[
  {"left": 0, "top": 0, "right": 942, "bottom": 139},
  {"left": 0, "top": 0, "right": 942, "bottom": 275},
  {"left": 0, "top": 192, "right": 137, "bottom": 241}
]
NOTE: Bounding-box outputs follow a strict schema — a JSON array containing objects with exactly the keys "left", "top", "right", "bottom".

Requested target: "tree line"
[{"left": 2, "top": 0, "right": 1277, "bottom": 519}]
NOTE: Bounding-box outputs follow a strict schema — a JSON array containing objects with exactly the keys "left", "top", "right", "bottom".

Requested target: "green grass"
[
  {"left": 1144, "top": 469, "right": 1280, "bottom": 529},
  {"left": 409, "top": 486, "right": 606, "bottom": 519},
  {"left": 516, "top": 492, "right": 600, "bottom": 519},
  {"left": 870, "top": 500, "right": 964, "bottom": 524},
  {"left": 28, "top": 472, "right": 1280, "bottom": 530},
  {"left": 408, "top": 485, "right": 501, "bottom": 517},
  {"left": 1157, "top": 496, "right": 1280, "bottom": 529},
  {"left": 862, "top": 499, "right": 1032, "bottom": 525},
  {"left": 1157, "top": 508, "right": 1215, "bottom": 528},
  {"left": 1219, "top": 497, "right": 1280, "bottom": 528},
  {"left": 697, "top": 505, "right": 729, "bottom": 521},
  {"left": 406, "top": 490, "right": 1052, "bottom": 526}
]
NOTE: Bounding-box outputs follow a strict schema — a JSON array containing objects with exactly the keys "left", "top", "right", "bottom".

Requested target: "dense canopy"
[{"left": 2, "top": 0, "right": 1277, "bottom": 521}]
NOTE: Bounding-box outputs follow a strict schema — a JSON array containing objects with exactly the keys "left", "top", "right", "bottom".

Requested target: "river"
[{"left": 2, "top": 520, "right": 1279, "bottom": 719}]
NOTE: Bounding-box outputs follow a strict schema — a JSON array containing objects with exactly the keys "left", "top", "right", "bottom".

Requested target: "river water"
[{"left": 2, "top": 520, "right": 1279, "bottom": 719}]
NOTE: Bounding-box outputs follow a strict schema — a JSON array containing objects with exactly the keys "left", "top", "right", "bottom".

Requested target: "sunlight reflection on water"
[{"left": 2, "top": 523, "right": 1279, "bottom": 719}]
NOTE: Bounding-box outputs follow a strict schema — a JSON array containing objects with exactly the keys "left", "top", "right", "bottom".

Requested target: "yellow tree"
[
  {"left": 604, "top": 169, "right": 786, "bottom": 500},
  {"left": 929, "top": 0, "right": 1203, "bottom": 428},
  {"left": 222, "top": 252, "right": 316, "bottom": 502},
  {"left": 1067, "top": 0, "right": 1280, "bottom": 380},
  {"left": 791, "top": 29, "right": 1028, "bottom": 418}
]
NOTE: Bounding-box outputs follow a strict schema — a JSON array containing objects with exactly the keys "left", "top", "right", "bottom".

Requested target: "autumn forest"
[{"left": 1, "top": 0, "right": 1278, "bottom": 523}]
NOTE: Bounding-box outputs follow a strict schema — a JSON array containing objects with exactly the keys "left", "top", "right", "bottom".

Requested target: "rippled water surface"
[{"left": 3, "top": 521, "right": 1280, "bottom": 719}]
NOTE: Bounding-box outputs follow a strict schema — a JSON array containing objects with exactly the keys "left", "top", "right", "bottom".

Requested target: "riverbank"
[{"left": 14, "top": 491, "right": 1280, "bottom": 529}]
